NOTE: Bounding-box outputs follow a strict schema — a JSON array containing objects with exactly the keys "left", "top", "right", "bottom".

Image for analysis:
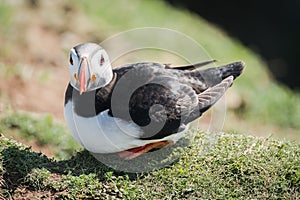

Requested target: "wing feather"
[
  {"left": 198, "top": 75, "right": 233, "bottom": 113},
  {"left": 169, "top": 60, "right": 217, "bottom": 71}
]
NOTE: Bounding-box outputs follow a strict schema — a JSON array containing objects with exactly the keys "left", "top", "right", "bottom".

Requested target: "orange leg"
[{"left": 118, "top": 141, "right": 174, "bottom": 160}]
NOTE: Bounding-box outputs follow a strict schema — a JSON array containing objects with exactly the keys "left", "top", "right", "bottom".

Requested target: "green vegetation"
[
  {"left": 0, "top": 111, "right": 81, "bottom": 159},
  {"left": 0, "top": 3, "right": 12, "bottom": 33},
  {"left": 245, "top": 83, "right": 300, "bottom": 129},
  {"left": 0, "top": 2, "right": 13, "bottom": 59},
  {"left": 0, "top": 132, "right": 299, "bottom": 199}
]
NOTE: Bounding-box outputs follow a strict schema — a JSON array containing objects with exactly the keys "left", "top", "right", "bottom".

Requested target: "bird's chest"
[{"left": 64, "top": 101, "right": 145, "bottom": 153}]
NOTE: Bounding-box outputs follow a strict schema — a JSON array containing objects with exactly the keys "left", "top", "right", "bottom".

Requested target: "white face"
[{"left": 68, "top": 43, "right": 113, "bottom": 94}]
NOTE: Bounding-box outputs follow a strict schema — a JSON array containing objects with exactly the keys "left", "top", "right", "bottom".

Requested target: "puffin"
[{"left": 64, "top": 43, "right": 244, "bottom": 160}]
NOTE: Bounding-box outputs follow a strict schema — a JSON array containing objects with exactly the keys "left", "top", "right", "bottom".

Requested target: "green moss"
[{"left": 0, "top": 133, "right": 299, "bottom": 199}]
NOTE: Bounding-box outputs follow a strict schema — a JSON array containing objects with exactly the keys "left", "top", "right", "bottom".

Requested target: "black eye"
[
  {"left": 70, "top": 56, "right": 73, "bottom": 65},
  {"left": 100, "top": 55, "right": 105, "bottom": 65}
]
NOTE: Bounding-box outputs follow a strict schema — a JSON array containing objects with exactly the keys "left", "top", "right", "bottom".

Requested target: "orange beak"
[{"left": 79, "top": 57, "right": 87, "bottom": 95}]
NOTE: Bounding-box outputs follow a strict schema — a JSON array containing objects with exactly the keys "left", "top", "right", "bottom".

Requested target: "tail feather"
[
  {"left": 188, "top": 61, "right": 244, "bottom": 88},
  {"left": 201, "top": 61, "right": 244, "bottom": 80},
  {"left": 218, "top": 61, "right": 245, "bottom": 80}
]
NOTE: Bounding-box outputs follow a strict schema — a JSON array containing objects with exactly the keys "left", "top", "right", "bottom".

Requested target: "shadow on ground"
[
  {"left": 1, "top": 146, "right": 139, "bottom": 194},
  {"left": 1, "top": 137, "right": 191, "bottom": 194}
]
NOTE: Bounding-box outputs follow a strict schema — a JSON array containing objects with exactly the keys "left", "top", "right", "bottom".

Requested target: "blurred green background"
[{"left": 0, "top": 0, "right": 299, "bottom": 159}]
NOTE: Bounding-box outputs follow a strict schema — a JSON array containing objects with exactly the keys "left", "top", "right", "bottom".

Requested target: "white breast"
[{"left": 64, "top": 101, "right": 187, "bottom": 153}]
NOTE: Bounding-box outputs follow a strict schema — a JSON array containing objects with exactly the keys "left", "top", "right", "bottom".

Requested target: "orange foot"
[{"left": 118, "top": 141, "right": 174, "bottom": 160}]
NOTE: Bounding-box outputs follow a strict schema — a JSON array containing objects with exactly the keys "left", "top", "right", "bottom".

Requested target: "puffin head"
[{"left": 68, "top": 43, "right": 113, "bottom": 94}]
